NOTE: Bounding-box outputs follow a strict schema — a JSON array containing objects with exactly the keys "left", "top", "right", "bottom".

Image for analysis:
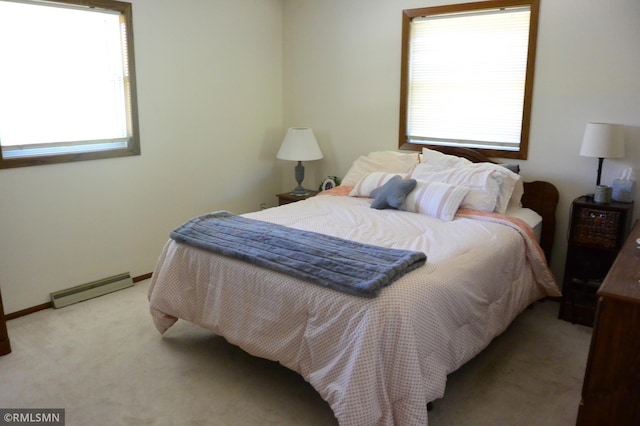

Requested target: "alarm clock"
[{"left": 320, "top": 176, "right": 340, "bottom": 191}]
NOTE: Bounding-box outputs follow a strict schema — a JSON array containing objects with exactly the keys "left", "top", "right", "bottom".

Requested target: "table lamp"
[
  {"left": 579, "top": 122, "right": 625, "bottom": 186},
  {"left": 277, "top": 127, "right": 323, "bottom": 196}
]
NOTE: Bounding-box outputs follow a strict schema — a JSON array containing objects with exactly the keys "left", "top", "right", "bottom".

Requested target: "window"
[
  {"left": 0, "top": 0, "right": 139, "bottom": 169},
  {"left": 399, "top": 0, "right": 539, "bottom": 159}
]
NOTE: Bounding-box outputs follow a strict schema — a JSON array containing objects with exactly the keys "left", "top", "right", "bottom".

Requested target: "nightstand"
[
  {"left": 559, "top": 196, "right": 633, "bottom": 326},
  {"left": 276, "top": 191, "right": 318, "bottom": 206}
]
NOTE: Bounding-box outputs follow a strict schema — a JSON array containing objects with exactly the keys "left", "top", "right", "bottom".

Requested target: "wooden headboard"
[{"left": 425, "top": 146, "right": 559, "bottom": 263}]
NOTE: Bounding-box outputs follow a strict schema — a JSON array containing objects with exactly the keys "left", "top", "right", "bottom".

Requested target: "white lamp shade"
[
  {"left": 277, "top": 128, "right": 323, "bottom": 161},
  {"left": 579, "top": 123, "right": 625, "bottom": 159}
]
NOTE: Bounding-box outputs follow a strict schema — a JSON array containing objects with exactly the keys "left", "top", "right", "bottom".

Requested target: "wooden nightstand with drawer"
[
  {"left": 559, "top": 196, "right": 633, "bottom": 326},
  {"left": 276, "top": 191, "right": 318, "bottom": 206}
]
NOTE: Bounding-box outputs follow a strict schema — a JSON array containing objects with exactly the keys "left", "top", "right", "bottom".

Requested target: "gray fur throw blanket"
[{"left": 170, "top": 211, "right": 426, "bottom": 298}]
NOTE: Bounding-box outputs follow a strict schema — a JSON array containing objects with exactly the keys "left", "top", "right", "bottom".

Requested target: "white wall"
[
  {"left": 3, "top": 0, "right": 639, "bottom": 314},
  {"left": 0, "top": 0, "right": 284, "bottom": 314},
  {"left": 283, "top": 0, "right": 640, "bottom": 278}
]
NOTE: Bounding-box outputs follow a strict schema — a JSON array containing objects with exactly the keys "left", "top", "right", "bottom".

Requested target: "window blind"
[
  {"left": 0, "top": 0, "right": 129, "bottom": 151},
  {"left": 407, "top": 6, "right": 531, "bottom": 150}
]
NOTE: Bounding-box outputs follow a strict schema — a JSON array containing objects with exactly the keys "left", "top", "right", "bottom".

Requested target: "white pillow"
[
  {"left": 421, "top": 147, "right": 472, "bottom": 168},
  {"left": 341, "top": 151, "right": 419, "bottom": 186},
  {"left": 367, "top": 150, "right": 420, "bottom": 162},
  {"left": 400, "top": 180, "right": 469, "bottom": 221},
  {"left": 349, "top": 172, "right": 408, "bottom": 197},
  {"left": 465, "top": 162, "right": 521, "bottom": 214},
  {"left": 420, "top": 147, "right": 522, "bottom": 214},
  {"left": 509, "top": 179, "right": 525, "bottom": 209},
  {"left": 410, "top": 163, "right": 500, "bottom": 212}
]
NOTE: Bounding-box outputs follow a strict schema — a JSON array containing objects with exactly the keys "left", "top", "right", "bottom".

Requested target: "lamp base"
[
  {"left": 289, "top": 162, "right": 309, "bottom": 196},
  {"left": 289, "top": 186, "right": 311, "bottom": 196}
]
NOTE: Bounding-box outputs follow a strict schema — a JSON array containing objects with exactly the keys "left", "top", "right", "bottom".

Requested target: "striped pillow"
[
  {"left": 410, "top": 163, "right": 500, "bottom": 212},
  {"left": 349, "top": 172, "right": 408, "bottom": 197},
  {"left": 400, "top": 180, "right": 468, "bottom": 221}
]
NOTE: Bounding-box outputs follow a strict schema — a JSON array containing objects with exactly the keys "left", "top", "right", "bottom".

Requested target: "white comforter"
[{"left": 148, "top": 193, "right": 560, "bottom": 425}]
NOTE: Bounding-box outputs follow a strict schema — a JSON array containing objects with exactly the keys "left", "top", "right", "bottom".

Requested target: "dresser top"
[{"left": 598, "top": 219, "right": 640, "bottom": 303}]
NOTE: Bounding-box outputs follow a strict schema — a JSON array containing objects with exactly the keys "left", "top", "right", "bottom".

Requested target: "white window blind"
[
  {"left": 0, "top": 0, "right": 134, "bottom": 160},
  {"left": 407, "top": 6, "right": 531, "bottom": 151}
]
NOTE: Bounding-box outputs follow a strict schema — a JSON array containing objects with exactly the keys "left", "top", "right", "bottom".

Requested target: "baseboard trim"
[
  {"left": 5, "top": 302, "right": 51, "bottom": 321},
  {"left": 4, "top": 272, "right": 153, "bottom": 321},
  {"left": 133, "top": 272, "right": 152, "bottom": 283}
]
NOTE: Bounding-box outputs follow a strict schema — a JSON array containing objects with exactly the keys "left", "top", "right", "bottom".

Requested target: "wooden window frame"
[
  {"left": 0, "top": 0, "right": 140, "bottom": 169},
  {"left": 398, "top": 0, "right": 540, "bottom": 160}
]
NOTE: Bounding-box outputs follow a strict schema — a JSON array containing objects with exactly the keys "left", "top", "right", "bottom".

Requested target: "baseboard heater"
[{"left": 50, "top": 272, "right": 134, "bottom": 309}]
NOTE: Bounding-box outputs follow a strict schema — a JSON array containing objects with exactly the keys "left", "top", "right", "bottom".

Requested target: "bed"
[{"left": 148, "top": 146, "right": 561, "bottom": 425}]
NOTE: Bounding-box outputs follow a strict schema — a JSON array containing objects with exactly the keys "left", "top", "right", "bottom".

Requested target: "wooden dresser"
[
  {"left": 0, "top": 287, "right": 11, "bottom": 356},
  {"left": 576, "top": 220, "right": 640, "bottom": 425}
]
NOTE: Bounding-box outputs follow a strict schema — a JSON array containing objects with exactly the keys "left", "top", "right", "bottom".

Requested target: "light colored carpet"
[{"left": 1, "top": 281, "right": 592, "bottom": 425}]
